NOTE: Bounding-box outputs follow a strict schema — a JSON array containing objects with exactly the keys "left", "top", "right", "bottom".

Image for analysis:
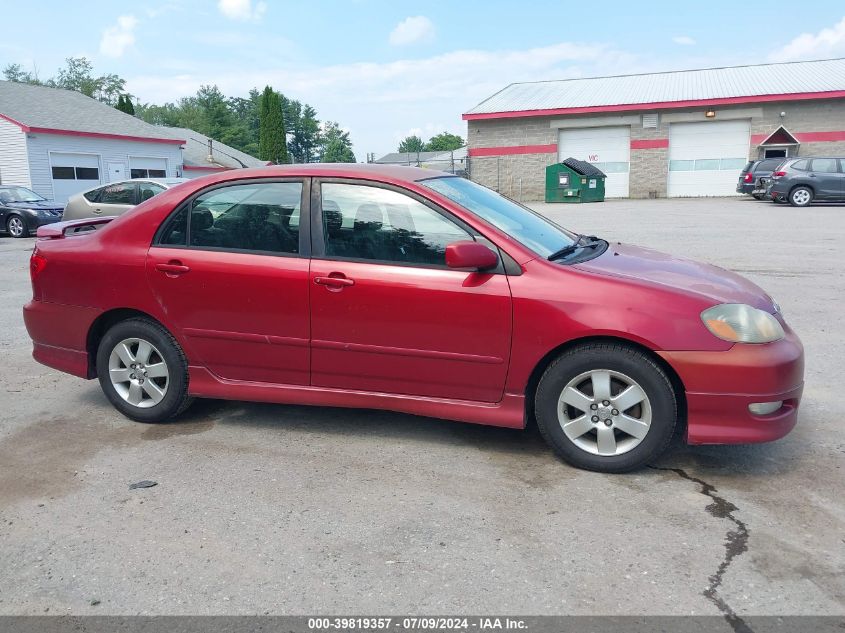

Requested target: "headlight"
[
  {"left": 701, "top": 304, "right": 785, "bottom": 343},
  {"left": 22, "top": 207, "right": 40, "bottom": 215}
]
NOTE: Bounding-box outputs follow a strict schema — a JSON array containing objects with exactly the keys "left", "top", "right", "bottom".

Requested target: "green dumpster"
[{"left": 545, "top": 158, "right": 607, "bottom": 203}]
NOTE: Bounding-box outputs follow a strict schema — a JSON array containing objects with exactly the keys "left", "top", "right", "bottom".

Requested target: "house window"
[
  {"left": 131, "top": 168, "right": 167, "bottom": 179},
  {"left": 51, "top": 166, "right": 100, "bottom": 180}
]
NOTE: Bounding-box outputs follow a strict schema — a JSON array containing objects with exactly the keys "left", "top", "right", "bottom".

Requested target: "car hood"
[
  {"left": 5, "top": 201, "right": 63, "bottom": 212},
  {"left": 574, "top": 243, "right": 775, "bottom": 310}
]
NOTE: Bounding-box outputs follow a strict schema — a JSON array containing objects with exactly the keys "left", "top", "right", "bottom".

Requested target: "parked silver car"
[{"left": 62, "top": 178, "right": 188, "bottom": 221}]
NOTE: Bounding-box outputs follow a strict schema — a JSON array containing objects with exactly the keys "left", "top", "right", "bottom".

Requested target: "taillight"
[
  {"left": 30, "top": 251, "right": 47, "bottom": 280},
  {"left": 773, "top": 171, "right": 786, "bottom": 178},
  {"left": 743, "top": 173, "right": 753, "bottom": 183}
]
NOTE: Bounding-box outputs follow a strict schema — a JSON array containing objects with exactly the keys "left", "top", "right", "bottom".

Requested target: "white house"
[
  {"left": 0, "top": 81, "right": 267, "bottom": 203},
  {"left": 0, "top": 80, "right": 186, "bottom": 203}
]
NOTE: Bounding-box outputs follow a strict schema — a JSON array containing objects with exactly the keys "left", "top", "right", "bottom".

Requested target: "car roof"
[{"left": 204, "top": 163, "right": 449, "bottom": 183}]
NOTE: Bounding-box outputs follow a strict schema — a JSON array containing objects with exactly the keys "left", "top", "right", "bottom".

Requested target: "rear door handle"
[
  {"left": 155, "top": 262, "right": 191, "bottom": 275},
  {"left": 314, "top": 275, "right": 354, "bottom": 288},
  {"left": 92, "top": 208, "right": 103, "bottom": 214}
]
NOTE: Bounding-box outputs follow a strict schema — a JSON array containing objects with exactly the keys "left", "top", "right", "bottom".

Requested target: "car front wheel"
[
  {"left": 96, "top": 318, "right": 193, "bottom": 422},
  {"left": 6, "top": 215, "right": 28, "bottom": 238},
  {"left": 534, "top": 343, "right": 677, "bottom": 473},
  {"left": 789, "top": 186, "right": 813, "bottom": 207}
]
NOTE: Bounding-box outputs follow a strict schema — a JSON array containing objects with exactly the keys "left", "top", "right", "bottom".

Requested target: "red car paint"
[{"left": 23, "top": 164, "right": 803, "bottom": 444}]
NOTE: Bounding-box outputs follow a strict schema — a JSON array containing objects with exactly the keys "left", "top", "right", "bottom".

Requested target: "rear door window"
[
  {"left": 811, "top": 158, "right": 839, "bottom": 173},
  {"left": 188, "top": 181, "right": 303, "bottom": 255},
  {"left": 99, "top": 182, "right": 137, "bottom": 205}
]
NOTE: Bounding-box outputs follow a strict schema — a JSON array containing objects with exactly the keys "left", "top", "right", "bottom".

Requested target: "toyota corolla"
[{"left": 23, "top": 164, "right": 804, "bottom": 472}]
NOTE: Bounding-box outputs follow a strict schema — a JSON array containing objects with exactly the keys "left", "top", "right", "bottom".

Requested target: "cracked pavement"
[{"left": 0, "top": 197, "right": 843, "bottom": 616}]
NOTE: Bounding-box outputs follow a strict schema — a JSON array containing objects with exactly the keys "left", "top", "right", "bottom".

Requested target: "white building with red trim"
[
  {"left": 464, "top": 58, "right": 845, "bottom": 199},
  {"left": 0, "top": 81, "right": 264, "bottom": 202}
]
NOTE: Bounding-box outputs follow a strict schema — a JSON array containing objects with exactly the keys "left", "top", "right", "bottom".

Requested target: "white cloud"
[
  {"left": 389, "top": 16, "right": 435, "bottom": 46},
  {"left": 127, "top": 41, "right": 641, "bottom": 156},
  {"left": 770, "top": 16, "right": 845, "bottom": 61},
  {"left": 217, "top": 0, "right": 267, "bottom": 22},
  {"left": 99, "top": 15, "right": 138, "bottom": 58},
  {"left": 672, "top": 36, "right": 696, "bottom": 46}
]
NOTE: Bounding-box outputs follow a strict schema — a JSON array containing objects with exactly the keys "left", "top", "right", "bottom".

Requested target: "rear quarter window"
[
  {"left": 790, "top": 159, "right": 810, "bottom": 171},
  {"left": 83, "top": 188, "right": 101, "bottom": 203}
]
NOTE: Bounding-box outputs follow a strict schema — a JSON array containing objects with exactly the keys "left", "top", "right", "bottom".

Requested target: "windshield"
[
  {"left": 0, "top": 187, "right": 46, "bottom": 204},
  {"left": 421, "top": 177, "right": 577, "bottom": 258}
]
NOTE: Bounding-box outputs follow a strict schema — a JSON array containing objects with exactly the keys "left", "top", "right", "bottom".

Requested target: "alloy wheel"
[
  {"left": 7, "top": 217, "right": 24, "bottom": 237},
  {"left": 557, "top": 369, "right": 652, "bottom": 456},
  {"left": 108, "top": 337, "right": 170, "bottom": 408},
  {"left": 792, "top": 189, "right": 811, "bottom": 206}
]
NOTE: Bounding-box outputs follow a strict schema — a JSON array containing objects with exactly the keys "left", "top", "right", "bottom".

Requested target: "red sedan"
[{"left": 23, "top": 165, "right": 804, "bottom": 472}]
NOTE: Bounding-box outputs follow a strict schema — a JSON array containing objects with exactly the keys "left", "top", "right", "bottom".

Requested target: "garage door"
[
  {"left": 50, "top": 153, "right": 101, "bottom": 203},
  {"left": 668, "top": 120, "right": 750, "bottom": 197},
  {"left": 559, "top": 127, "right": 630, "bottom": 197},
  {"left": 130, "top": 157, "right": 168, "bottom": 179}
]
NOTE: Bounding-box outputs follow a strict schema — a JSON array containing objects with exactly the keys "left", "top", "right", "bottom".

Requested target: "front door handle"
[
  {"left": 155, "top": 261, "right": 191, "bottom": 275},
  {"left": 314, "top": 275, "right": 354, "bottom": 288},
  {"left": 93, "top": 208, "right": 103, "bottom": 214}
]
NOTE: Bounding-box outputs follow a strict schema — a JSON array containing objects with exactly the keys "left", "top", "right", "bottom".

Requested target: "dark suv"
[
  {"left": 737, "top": 158, "right": 784, "bottom": 199},
  {"left": 767, "top": 157, "right": 845, "bottom": 206}
]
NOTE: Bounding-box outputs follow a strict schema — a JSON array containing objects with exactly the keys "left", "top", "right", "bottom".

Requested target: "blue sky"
[{"left": 1, "top": 1, "right": 844, "bottom": 157}]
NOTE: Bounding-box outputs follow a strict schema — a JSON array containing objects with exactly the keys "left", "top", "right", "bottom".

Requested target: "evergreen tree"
[
  {"left": 124, "top": 95, "right": 135, "bottom": 115},
  {"left": 116, "top": 94, "right": 126, "bottom": 112},
  {"left": 320, "top": 122, "right": 355, "bottom": 163},
  {"left": 258, "top": 86, "right": 273, "bottom": 162},
  {"left": 265, "top": 90, "right": 288, "bottom": 164},
  {"left": 398, "top": 135, "right": 425, "bottom": 153}
]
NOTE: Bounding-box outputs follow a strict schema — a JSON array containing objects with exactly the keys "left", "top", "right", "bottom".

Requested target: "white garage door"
[
  {"left": 50, "top": 153, "right": 101, "bottom": 203},
  {"left": 668, "top": 120, "right": 751, "bottom": 197},
  {"left": 130, "top": 157, "right": 168, "bottom": 179},
  {"left": 559, "top": 127, "right": 630, "bottom": 197}
]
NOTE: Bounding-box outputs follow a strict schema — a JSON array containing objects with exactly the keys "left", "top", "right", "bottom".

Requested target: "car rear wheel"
[
  {"left": 752, "top": 193, "right": 764, "bottom": 200},
  {"left": 6, "top": 215, "right": 28, "bottom": 238},
  {"left": 96, "top": 318, "right": 193, "bottom": 422},
  {"left": 789, "top": 186, "right": 813, "bottom": 207},
  {"left": 534, "top": 343, "right": 677, "bottom": 473}
]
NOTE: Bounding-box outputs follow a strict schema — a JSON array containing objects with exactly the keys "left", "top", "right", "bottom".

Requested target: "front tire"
[
  {"left": 96, "top": 318, "right": 193, "bottom": 423},
  {"left": 6, "top": 215, "right": 28, "bottom": 238},
  {"left": 534, "top": 343, "right": 677, "bottom": 473},
  {"left": 789, "top": 186, "right": 813, "bottom": 207}
]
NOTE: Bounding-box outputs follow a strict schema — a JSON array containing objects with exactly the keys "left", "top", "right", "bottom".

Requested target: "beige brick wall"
[{"left": 467, "top": 98, "right": 845, "bottom": 199}]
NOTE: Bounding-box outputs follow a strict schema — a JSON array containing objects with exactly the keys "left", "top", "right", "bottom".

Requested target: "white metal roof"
[{"left": 465, "top": 58, "right": 845, "bottom": 116}]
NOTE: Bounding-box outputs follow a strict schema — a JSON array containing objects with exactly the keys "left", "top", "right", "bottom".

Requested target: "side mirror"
[{"left": 445, "top": 241, "right": 498, "bottom": 271}]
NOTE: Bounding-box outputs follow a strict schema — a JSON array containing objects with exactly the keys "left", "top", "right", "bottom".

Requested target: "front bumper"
[
  {"left": 23, "top": 213, "right": 62, "bottom": 232},
  {"left": 658, "top": 329, "right": 804, "bottom": 444}
]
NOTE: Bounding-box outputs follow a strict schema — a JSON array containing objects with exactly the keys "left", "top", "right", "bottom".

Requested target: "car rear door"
[
  {"left": 145, "top": 178, "right": 312, "bottom": 385},
  {"left": 308, "top": 179, "right": 513, "bottom": 403},
  {"left": 808, "top": 158, "right": 841, "bottom": 199}
]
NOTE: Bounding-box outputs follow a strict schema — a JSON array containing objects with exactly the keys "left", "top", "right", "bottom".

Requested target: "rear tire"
[
  {"left": 752, "top": 193, "right": 764, "bottom": 200},
  {"left": 789, "top": 186, "right": 813, "bottom": 207},
  {"left": 6, "top": 215, "right": 28, "bottom": 238},
  {"left": 534, "top": 343, "right": 677, "bottom": 473},
  {"left": 96, "top": 318, "right": 193, "bottom": 423}
]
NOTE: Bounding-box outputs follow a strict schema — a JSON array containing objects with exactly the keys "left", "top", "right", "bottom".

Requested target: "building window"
[
  {"left": 130, "top": 168, "right": 167, "bottom": 179},
  {"left": 51, "top": 166, "right": 100, "bottom": 180}
]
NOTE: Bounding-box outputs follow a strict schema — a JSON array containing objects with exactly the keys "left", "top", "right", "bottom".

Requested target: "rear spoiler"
[{"left": 36, "top": 217, "right": 116, "bottom": 239}]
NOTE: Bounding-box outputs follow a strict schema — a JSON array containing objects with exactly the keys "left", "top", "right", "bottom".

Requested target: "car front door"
[
  {"left": 146, "top": 178, "right": 311, "bottom": 385},
  {"left": 309, "top": 180, "right": 513, "bottom": 403},
  {"left": 808, "top": 158, "right": 841, "bottom": 199}
]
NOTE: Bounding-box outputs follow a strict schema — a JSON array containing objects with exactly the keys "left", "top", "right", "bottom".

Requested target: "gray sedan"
[{"left": 62, "top": 178, "right": 188, "bottom": 221}]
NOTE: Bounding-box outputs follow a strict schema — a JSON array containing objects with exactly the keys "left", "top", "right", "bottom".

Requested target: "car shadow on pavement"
[{"left": 77, "top": 387, "right": 804, "bottom": 476}]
